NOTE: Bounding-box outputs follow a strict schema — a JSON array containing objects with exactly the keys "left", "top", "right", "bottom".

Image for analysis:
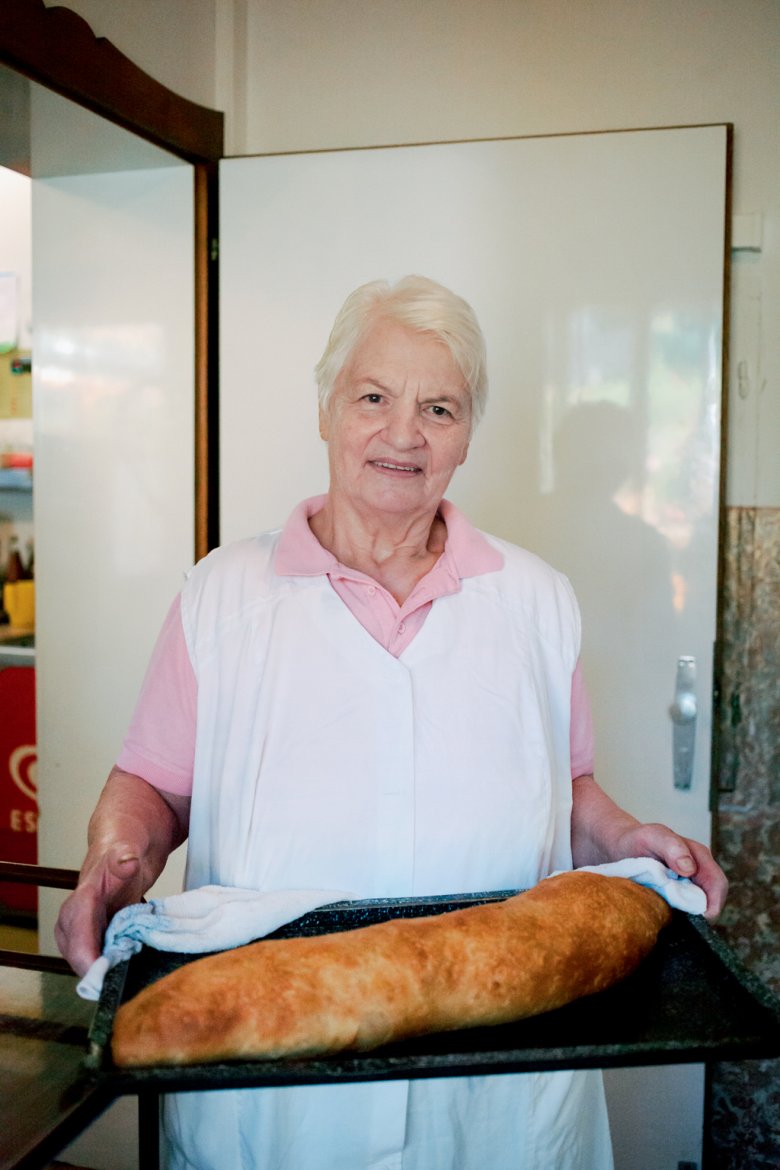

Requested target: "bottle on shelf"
[
  {"left": 2, "top": 534, "right": 35, "bottom": 629},
  {"left": 5, "top": 535, "right": 24, "bottom": 584},
  {"left": 0, "top": 539, "right": 7, "bottom": 625}
]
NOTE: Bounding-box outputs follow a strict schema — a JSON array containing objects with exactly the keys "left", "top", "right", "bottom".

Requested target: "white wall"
[
  {"left": 41, "top": 0, "right": 219, "bottom": 110},
  {"left": 233, "top": 0, "right": 779, "bottom": 509},
  {"left": 51, "top": 0, "right": 779, "bottom": 509}
]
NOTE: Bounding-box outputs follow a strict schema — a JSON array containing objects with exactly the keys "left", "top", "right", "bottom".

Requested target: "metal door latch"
[{"left": 670, "top": 656, "right": 697, "bottom": 790}]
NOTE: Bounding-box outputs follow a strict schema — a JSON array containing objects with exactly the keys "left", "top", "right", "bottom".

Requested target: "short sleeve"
[
  {"left": 570, "top": 658, "right": 595, "bottom": 779},
  {"left": 116, "top": 595, "right": 197, "bottom": 796}
]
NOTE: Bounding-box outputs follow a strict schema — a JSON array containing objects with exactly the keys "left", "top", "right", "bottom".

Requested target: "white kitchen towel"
[
  {"left": 552, "top": 857, "right": 708, "bottom": 915},
  {"left": 76, "top": 885, "right": 351, "bottom": 1001},
  {"left": 77, "top": 858, "right": 705, "bottom": 1001}
]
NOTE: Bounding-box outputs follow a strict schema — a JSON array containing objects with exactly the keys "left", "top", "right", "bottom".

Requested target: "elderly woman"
[{"left": 57, "top": 276, "right": 727, "bottom": 1170}]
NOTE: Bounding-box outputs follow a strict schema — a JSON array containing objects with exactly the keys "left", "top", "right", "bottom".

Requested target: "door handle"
[{"left": 670, "top": 656, "right": 697, "bottom": 790}]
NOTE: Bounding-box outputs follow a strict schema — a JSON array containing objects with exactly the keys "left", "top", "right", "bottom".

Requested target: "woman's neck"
[{"left": 309, "top": 496, "right": 446, "bottom": 605}]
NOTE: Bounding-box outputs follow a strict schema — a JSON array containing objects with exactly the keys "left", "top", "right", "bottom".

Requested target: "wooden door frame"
[{"left": 0, "top": 0, "right": 224, "bottom": 557}]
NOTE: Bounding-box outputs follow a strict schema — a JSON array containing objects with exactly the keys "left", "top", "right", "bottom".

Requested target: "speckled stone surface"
[{"left": 709, "top": 507, "right": 780, "bottom": 1168}]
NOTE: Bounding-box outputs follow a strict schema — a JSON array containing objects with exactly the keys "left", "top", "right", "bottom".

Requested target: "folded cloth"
[
  {"left": 77, "top": 858, "right": 705, "bottom": 1001},
  {"left": 76, "top": 886, "right": 351, "bottom": 1001},
  {"left": 552, "top": 857, "right": 708, "bottom": 915}
]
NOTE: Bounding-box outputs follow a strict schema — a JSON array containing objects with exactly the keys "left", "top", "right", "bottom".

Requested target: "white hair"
[{"left": 314, "top": 275, "right": 488, "bottom": 429}]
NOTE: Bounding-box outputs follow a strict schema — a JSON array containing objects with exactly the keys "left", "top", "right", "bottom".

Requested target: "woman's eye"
[
  {"left": 362, "top": 393, "right": 383, "bottom": 404},
  {"left": 428, "top": 404, "right": 452, "bottom": 418}
]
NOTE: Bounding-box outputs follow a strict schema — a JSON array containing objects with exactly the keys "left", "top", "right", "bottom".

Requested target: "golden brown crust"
[{"left": 111, "top": 871, "right": 672, "bottom": 1067}]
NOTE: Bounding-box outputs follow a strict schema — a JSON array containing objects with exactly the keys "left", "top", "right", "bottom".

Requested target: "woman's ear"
[{"left": 318, "top": 404, "right": 330, "bottom": 441}]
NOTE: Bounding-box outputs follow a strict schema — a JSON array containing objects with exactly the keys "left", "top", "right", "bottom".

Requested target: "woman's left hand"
[
  {"left": 612, "top": 821, "right": 728, "bottom": 920},
  {"left": 571, "top": 775, "right": 728, "bottom": 920}
]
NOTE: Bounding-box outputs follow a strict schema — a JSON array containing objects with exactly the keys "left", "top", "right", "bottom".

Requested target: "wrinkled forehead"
[{"left": 337, "top": 316, "right": 469, "bottom": 392}]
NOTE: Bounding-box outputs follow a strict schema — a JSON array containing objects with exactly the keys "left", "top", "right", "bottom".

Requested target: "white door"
[{"left": 219, "top": 126, "right": 728, "bottom": 1169}]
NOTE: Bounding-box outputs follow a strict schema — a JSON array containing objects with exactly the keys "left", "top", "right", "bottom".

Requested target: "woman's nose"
[{"left": 384, "top": 404, "right": 423, "bottom": 448}]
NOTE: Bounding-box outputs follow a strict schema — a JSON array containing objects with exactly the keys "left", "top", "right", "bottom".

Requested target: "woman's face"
[{"left": 320, "top": 317, "right": 472, "bottom": 522}]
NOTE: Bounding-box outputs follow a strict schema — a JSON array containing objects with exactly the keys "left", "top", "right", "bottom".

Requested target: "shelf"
[{"left": 0, "top": 469, "right": 32, "bottom": 492}]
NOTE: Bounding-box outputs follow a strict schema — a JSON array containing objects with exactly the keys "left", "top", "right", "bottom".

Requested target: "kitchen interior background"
[
  {"left": 0, "top": 3, "right": 777, "bottom": 1168},
  {"left": 0, "top": 162, "right": 36, "bottom": 943}
]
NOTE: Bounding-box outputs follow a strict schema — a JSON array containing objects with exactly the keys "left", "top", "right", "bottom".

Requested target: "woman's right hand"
[
  {"left": 54, "top": 767, "right": 190, "bottom": 976},
  {"left": 54, "top": 843, "right": 149, "bottom": 977}
]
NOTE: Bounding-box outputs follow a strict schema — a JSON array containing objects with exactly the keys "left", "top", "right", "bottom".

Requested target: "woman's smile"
[{"left": 369, "top": 459, "right": 423, "bottom": 474}]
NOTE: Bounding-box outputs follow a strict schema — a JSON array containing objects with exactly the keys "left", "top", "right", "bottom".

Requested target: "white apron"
[{"left": 163, "top": 531, "right": 613, "bottom": 1170}]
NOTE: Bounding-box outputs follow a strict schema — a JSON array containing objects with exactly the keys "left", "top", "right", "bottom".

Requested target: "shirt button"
[
  {"left": 397, "top": 622, "right": 406, "bottom": 634},
  {"left": 367, "top": 585, "right": 377, "bottom": 596}
]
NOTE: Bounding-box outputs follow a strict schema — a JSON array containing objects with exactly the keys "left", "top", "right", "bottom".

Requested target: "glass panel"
[{"left": 0, "top": 70, "right": 194, "bottom": 953}]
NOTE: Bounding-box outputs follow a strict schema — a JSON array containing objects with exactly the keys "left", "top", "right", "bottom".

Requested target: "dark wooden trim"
[
  {"left": 0, "top": 862, "right": 79, "bottom": 973},
  {"left": 710, "top": 123, "right": 734, "bottom": 812},
  {"left": 194, "top": 161, "right": 221, "bottom": 558},
  {"left": 0, "top": 948, "right": 73, "bottom": 974},
  {"left": 0, "top": 863, "right": 79, "bottom": 972},
  {"left": 0, "top": 860, "right": 79, "bottom": 888},
  {"left": 0, "top": 0, "right": 223, "bottom": 163}
]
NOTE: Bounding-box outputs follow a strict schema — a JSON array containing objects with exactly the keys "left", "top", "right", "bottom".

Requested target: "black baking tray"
[{"left": 88, "top": 891, "right": 780, "bottom": 1095}]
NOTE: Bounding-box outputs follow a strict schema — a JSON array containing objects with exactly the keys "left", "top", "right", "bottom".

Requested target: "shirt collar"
[{"left": 274, "top": 495, "right": 504, "bottom": 580}]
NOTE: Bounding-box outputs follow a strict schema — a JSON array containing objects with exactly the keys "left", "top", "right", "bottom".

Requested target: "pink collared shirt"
[{"left": 118, "top": 497, "right": 595, "bottom": 794}]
